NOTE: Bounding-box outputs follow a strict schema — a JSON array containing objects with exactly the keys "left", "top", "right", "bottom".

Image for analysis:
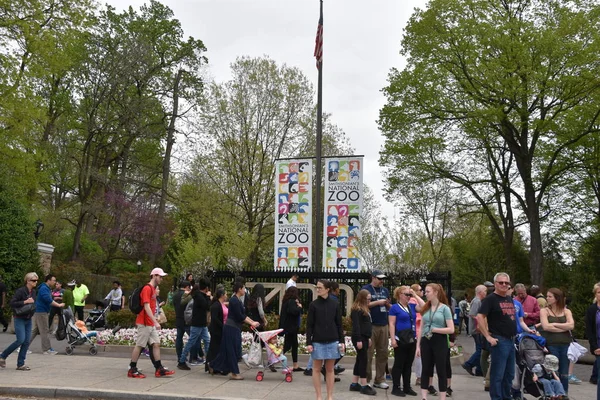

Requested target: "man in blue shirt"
[
  {"left": 362, "top": 269, "right": 391, "bottom": 389},
  {"left": 29, "top": 274, "right": 64, "bottom": 354}
]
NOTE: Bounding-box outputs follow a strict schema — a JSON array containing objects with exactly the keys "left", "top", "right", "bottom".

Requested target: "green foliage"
[{"left": 0, "top": 184, "right": 40, "bottom": 291}]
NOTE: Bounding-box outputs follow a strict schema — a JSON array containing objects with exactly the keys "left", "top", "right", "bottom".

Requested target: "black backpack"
[
  {"left": 128, "top": 284, "right": 151, "bottom": 314},
  {"left": 55, "top": 309, "right": 66, "bottom": 341}
]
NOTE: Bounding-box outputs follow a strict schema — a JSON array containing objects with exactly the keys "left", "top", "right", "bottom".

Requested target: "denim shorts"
[{"left": 311, "top": 341, "right": 340, "bottom": 360}]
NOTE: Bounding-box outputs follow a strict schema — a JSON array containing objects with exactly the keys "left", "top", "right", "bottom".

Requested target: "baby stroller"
[
  {"left": 247, "top": 327, "right": 292, "bottom": 382},
  {"left": 62, "top": 307, "right": 99, "bottom": 356},
  {"left": 514, "top": 333, "right": 546, "bottom": 399},
  {"left": 85, "top": 300, "right": 108, "bottom": 329}
]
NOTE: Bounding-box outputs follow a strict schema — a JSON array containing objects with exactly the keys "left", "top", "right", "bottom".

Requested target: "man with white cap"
[
  {"left": 362, "top": 269, "right": 391, "bottom": 390},
  {"left": 127, "top": 268, "right": 175, "bottom": 378}
]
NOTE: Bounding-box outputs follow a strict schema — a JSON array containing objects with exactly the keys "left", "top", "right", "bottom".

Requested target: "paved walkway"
[{"left": 0, "top": 331, "right": 597, "bottom": 400}]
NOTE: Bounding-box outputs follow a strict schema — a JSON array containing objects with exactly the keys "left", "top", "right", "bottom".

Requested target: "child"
[
  {"left": 532, "top": 354, "right": 569, "bottom": 400},
  {"left": 75, "top": 320, "right": 97, "bottom": 338},
  {"left": 267, "top": 335, "right": 290, "bottom": 373}
]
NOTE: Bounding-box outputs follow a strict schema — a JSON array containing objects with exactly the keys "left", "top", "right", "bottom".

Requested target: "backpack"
[
  {"left": 184, "top": 299, "right": 194, "bottom": 325},
  {"left": 55, "top": 309, "right": 66, "bottom": 341},
  {"left": 128, "top": 284, "right": 151, "bottom": 314}
]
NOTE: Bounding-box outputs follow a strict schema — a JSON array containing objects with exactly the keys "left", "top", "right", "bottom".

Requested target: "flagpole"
[{"left": 314, "top": 0, "right": 324, "bottom": 272}]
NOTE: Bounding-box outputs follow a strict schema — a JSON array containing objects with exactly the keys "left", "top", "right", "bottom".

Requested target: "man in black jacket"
[
  {"left": 177, "top": 278, "right": 211, "bottom": 370},
  {"left": 173, "top": 281, "right": 191, "bottom": 363}
]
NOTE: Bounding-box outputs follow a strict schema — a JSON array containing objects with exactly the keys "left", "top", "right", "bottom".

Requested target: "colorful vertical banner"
[
  {"left": 274, "top": 160, "right": 312, "bottom": 271},
  {"left": 322, "top": 157, "right": 363, "bottom": 272}
]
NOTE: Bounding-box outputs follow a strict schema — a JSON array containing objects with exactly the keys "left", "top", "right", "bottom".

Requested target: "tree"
[{"left": 379, "top": 0, "right": 600, "bottom": 284}]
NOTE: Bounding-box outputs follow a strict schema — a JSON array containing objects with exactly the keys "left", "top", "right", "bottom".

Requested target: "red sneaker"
[
  {"left": 155, "top": 367, "right": 175, "bottom": 377},
  {"left": 128, "top": 368, "right": 146, "bottom": 378}
]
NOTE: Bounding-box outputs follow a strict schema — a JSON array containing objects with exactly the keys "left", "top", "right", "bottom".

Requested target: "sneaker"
[
  {"left": 269, "top": 365, "right": 277, "bottom": 372},
  {"left": 128, "top": 368, "right": 146, "bottom": 378},
  {"left": 142, "top": 349, "right": 150, "bottom": 357},
  {"left": 446, "top": 387, "right": 453, "bottom": 397},
  {"left": 16, "top": 365, "right": 31, "bottom": 371},
  {"left": 374, "top": 382, "right": 389, "bottom": 389},
  {"left": 360, "top": 385, "right": 377, "bottom": 396},
  {"left": 461, "top": 363, "right": 475, "bottom": 376},
  {"left": 0, "top": 357, "right": 5, "bottom": 368},
  {"left": 568, "top": 374, "right": 582, "bottom": 384},
  {"left": 155, "top": 367, "right": 175, "bottom": 377},
  {"left": 349, "top": 383, "right": 362, "bottom": 392},
  {"left": 427, "top": 385, "right": 438, "bottom": 395},
  {"left": 404, "top": 387, "right": 418, "bottom": 396},
  {"left": 591, "top": 377, "right": 598, "bottom": 385},
  {"left": 386, "top": 373, "right": 392, "bottom": 380},
  {"left": 304, "top": 368, "right": 313, "bottom": 376},
  {"left": 177, "top": 363, "right": 191, "bottom": 370},
  {"left": 391, "top": 387, "right": 406, "bottom": 397},
  {"left": 43, "top": 349, "right": 58, "bottom": 355},
  {"left": 334, "top": 366, "right": 346, "bottom": 374},
  {"left": 190, "top": 360, "right": 204, "bottom": 366}
]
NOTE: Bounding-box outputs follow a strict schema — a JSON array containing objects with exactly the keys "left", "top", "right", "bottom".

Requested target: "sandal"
[{"left": 16, "top": 365, "right": 31, "bottom": 371}]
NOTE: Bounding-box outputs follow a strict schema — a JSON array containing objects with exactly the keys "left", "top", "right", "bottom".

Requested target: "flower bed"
[{"left": 93, "top": 328, "right": 462, "bottom": 358}]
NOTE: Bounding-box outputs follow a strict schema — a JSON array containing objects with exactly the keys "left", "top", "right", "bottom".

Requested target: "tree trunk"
[{"left": 149, "top": 69, "right": 182, "bottom": 267}]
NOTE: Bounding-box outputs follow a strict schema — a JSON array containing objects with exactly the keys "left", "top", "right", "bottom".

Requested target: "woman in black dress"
[
  {"left": 206, "top": 288, "right": 227, "bottom": 373},
  {"left": 209, "top": 282, "right": 259, "bottom": 380},
  {"left": 279, "top": 286, "right": 303, "bottom": 371}
]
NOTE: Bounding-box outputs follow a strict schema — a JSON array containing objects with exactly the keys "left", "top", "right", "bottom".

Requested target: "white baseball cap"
[{"left": 150, "top": 268, "right": 168, "bottom": 277}]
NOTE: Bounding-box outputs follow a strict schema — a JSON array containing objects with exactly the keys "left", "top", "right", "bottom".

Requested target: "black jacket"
[
  {"left": 11, "top": 286, "right": 37, "bottom": 319},
  {"left": 306, "top": 295, "right": 343, "bottom": 346},
  {"left": 279, "top": 298, "right": 302, "bottom": 334},
  {"left": 209, "top": 301, "right": 224, "bottom": 336},
  {"left": 351, "top": 309, "right": 372, "bottom": 342},
  {"left": 190, "top": 291, "right": 210, "bottom": 327},
  {"left": 586, "top": 303, "right": 599, "bottom": 352}
]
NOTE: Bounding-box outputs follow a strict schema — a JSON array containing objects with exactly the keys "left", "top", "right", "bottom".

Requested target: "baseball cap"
[
  {"left": 484, "top": 281, "right": 494, "bottom": 288},
  {"left": 150, "top": 268, "right": 168, "bottom": 277},
  {"left": 371, "top": 269, "right": 386, "bottom": 279},
  {"left": 67, "top": 280, "right": 76, "bottom": 286}
]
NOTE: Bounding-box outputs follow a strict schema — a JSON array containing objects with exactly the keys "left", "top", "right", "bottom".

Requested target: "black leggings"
[
  {"left": 393, "top": 342, "right": 416, "bottom": 390},
  {"left": 420, "top": 333, "right": 448, "bottom": 392},
  {"left": 352, "top": 336, "right": 369, "bottom": 379},
  {"left": 283, "top": 332, "right": 298, "bottom": 363}
]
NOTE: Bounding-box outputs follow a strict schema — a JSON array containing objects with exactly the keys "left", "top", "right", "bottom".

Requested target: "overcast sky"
[{"left": 107, "top": 0, "right": 429, "bottom": 219}]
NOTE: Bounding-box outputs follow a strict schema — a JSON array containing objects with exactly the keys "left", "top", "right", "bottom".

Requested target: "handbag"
[
  {"left": 156, "top": 308, "right": 167, "bottom": 324},
  {"left": 247, "top": 336, "right": 262, "bottom": 366},
  {"left": 396, "top": 328, "right": 415, "bottom": 345},
  {"left": 14, "top": 302, "right": 35, "bottom": 317}
]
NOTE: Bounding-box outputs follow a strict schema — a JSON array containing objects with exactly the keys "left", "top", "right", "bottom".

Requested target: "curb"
[{"left": 0, "top": 385, "right": 246, "bottom": 400}]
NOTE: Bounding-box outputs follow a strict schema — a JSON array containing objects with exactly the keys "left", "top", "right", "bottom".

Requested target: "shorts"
[{"left": 136, "top": 324, "right": 160, "bottom": 347}]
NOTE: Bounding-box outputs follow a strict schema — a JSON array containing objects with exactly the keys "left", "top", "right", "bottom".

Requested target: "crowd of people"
[{"left": 3, "top": 269, "right": 600, "bottom": 400}]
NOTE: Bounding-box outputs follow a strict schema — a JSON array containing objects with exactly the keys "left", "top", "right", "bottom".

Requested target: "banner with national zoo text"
[
  {"left": 322, "top": 157, "right": 363, "bottom": 272},
  {"left": 274, "top": 160, "right": 312, "bottom": 271}
]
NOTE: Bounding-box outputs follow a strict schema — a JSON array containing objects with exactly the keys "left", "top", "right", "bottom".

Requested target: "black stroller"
[
  {"left": 514, "top": 334, "right": 546, "bottom": 399},
  {"left": 85, "top": 300, "right": 108, "bottom": 329}
]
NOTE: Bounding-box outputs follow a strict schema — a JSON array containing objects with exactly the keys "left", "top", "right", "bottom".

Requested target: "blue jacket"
[{"left": 35, "top": 283, "right": 53, "bottom": 313}]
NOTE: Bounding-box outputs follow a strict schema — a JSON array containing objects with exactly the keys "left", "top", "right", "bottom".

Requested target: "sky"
[{"left": 106, "top": 0, "right": 430, "bottom": 219}]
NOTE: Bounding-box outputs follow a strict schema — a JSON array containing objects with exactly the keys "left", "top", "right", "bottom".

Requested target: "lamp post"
[
  {"left": 34, "top": 219, "right": 44, "bottom": 241},
  {"left": 137, "top": 260, "right": 142, "bottom": 273}
]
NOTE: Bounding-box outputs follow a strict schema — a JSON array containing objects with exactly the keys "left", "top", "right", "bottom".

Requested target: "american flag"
[{"left": 314, "top": 12, "right": 323, "bottom": 69}]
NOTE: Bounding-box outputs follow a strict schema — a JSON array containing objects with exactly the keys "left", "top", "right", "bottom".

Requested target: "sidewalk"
[{"left": 0, "top": 331, "right": 596, "bottom": 400}]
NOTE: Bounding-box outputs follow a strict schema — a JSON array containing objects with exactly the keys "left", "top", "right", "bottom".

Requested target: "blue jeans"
[
  {"left": 465, "top": 333, "right": 483, "bottom": 375},
  {"left": 539, "top": 378, "right": 565, "bottom": 396},
  {"left": 547, "top": 344, "right": 569, "bottom": 393},
  {"left": 179, "top": 326, "right": 210, "bottom": 364},
  {"left": 1, "top": 317, "right": 32, "bottom": 367},
  {"left": 489, "top": 335, "right": 515, "bottom": 400}
]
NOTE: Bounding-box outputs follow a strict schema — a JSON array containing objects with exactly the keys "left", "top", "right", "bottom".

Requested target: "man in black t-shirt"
[
  {"left": 477, "top": 272, "right": 516, "bottom": 400},
  {"left": 0, "top": 276, "right": 7, "bottom": 331}
]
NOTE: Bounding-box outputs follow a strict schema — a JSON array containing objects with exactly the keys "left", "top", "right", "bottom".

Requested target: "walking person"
[
  {"left": 29, "top": 274, "right": 64, "bottom": 354},
  {"left": 458, "top": 294, "right": 470, "bottom": 335},
  {"left": 362, "top": 269, "right": 391, "bottom": 390},
  {"left": 586, "top": 282, "right": 600, "bottom": 391},
  {"left": 306, "top": 280, "right": 345, "bottom": 400},
  {"left": 0, "top": 272, "right": 38, "bottom": 370},
  {"left": 127, "top": 268, "right": 175, "bottom": 378},
  {"left": 540, "top": 287, "right": 574, "bottom": 394},
  {"left": 177, "top": 279, "right": 211, "bottom": 370},
  {"left": 48, "top": 280, "right": 64, "bottom": 333},
  {"left": 72, "top": 280, "right": 89, "bottom": 321},
  {"left": 172, "top": 280, "right": 191, "bottom": 363},
  {"left": 104, "top": 281, "right": 123, "bottom": 312},
  {"left": 209, "top": 281, "right": 259, "bottom": 379},
  {"left": 280, "top": 286, "right": 304, "bottom": 371},
  {"left": 0, "top": 275, "right": 8, "bottom": 332},
  {"left": 416, "top": 283, "right": 454, "bottom": 400},
  {"left": 462, "top": 284, "right": 486, "bottom": 377},
  {"left": 206, "top": 288, "right": 227, "bottom": 373},
  {"left": 476, "top": 272, "right": 517, "bottom": 400},
  {"left": 389, "top": 285, "right": 424, "bottom": 396},
  {"left": 349, "top": 289, "right": 376, "bottom": 396}
]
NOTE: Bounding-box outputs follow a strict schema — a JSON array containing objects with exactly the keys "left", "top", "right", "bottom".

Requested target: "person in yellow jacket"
[{"left": 71, "top": 280, "right": 89, "bottom": 321}]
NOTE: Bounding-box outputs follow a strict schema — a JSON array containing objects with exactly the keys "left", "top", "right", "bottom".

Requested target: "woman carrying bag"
[
  {"left": 389, "top": 285, "right": 425, "bottom": 396},
  {"left": 0, "top": 272, "right": 38, "bottom": 370}
]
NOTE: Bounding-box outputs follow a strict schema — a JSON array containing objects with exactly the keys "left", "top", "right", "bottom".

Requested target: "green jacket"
[{"left": 62, "top": 288, "right": 75, "bottom": 312}]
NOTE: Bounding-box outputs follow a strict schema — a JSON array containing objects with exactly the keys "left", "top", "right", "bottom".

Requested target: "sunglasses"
[
  {"left": 375, "top": 277, "right": 384, "bottom": 280},
  {"left": 496, "top": 281, "right": 510, "bottom": 285},
  {"left": 29, "top": 279, "right": 38, "bottom": 282},
  {"left": 403, "top": 293, "right": 412, "bottom": 297}
]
